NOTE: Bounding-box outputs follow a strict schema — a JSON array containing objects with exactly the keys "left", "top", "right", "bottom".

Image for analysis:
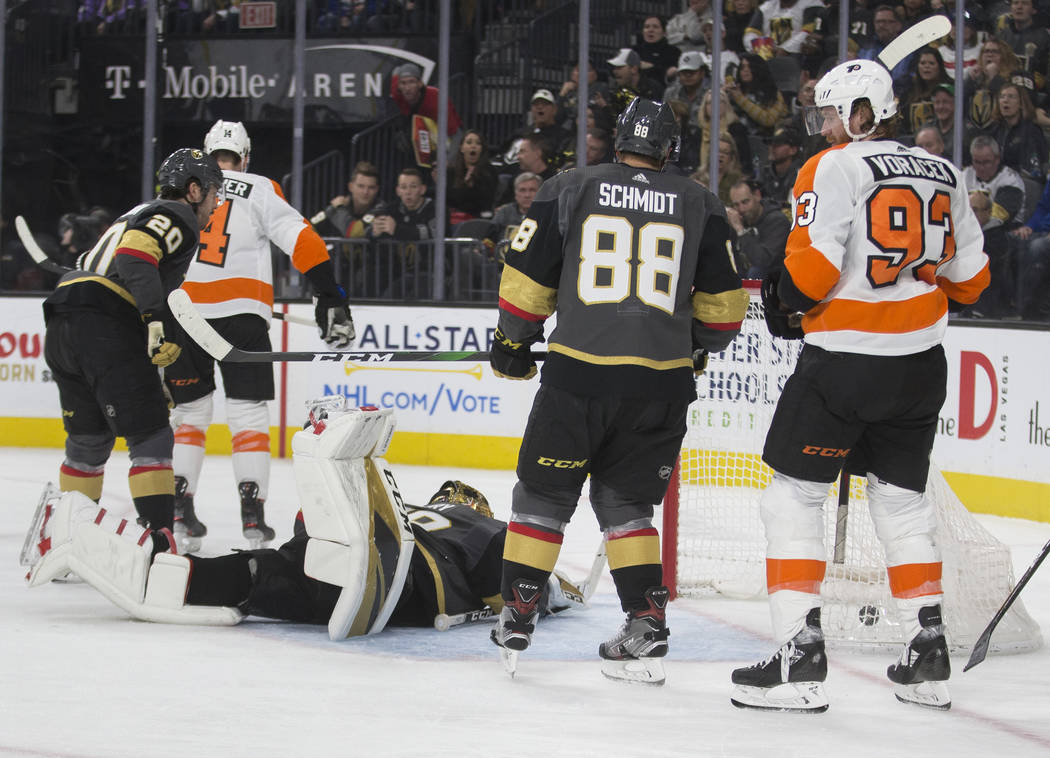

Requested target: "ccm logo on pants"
[
  {"left": 537, "top": 457, "right": 588, "bottom": 469},
  {"left": 801, "top": 446, "right": 850, "bottom": 458}
]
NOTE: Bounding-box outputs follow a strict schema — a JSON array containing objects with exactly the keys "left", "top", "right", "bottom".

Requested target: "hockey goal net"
[{"left": 662, "top": 284, "right": 1042, "bottom": 655}]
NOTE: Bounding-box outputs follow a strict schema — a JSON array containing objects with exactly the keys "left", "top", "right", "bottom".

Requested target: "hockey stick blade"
[
  {"left": 15, "top": 216, "right": 70, "bottom": 275},
  {"left": 964, "top": 535, "right": 1050, "bottom": 671},
  {"left": 877, "top": 15, "right": 950, "bottom": 70},
  {"left": 169, "top": 288, "right": 544, "bottom": 364}
]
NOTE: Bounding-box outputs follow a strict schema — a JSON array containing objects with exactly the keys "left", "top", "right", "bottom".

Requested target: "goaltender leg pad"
[
  {"left": 67, "top": 523, "right": 242, "bottom": 625},
  {"left": 24, "top": 489, "right": 100, "bottom": 587},
  {"left": 292, "top": 407, "right": 413, "bottom": 640}
]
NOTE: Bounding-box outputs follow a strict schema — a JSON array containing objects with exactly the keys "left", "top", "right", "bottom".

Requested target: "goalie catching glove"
[
  {"left": 314, "top": 291, "right": 356, "bottom": 349},
  {"left": 490, "top": 327, "right": 537, "bottom": 380},
  {"left": 146, "top": 320, "right": 181, "bottom": 367},
  {"left": 760, "top": 269, "right": 804, "bottom": 340}
]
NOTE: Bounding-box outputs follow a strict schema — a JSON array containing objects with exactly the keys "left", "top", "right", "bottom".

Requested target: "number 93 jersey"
[
  {"left": 497, "top": 162, "right": 747, "bottom": 399},
  {"left": 785, "top": 141, "right": 989, "bottom": 356}
]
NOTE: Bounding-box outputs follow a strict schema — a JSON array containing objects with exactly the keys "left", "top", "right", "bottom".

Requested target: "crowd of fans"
[{"left": 9, "top": 1, "right": 1050, "bottom": 320}]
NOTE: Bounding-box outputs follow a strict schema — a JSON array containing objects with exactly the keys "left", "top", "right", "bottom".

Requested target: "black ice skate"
[
  {"left": 173, "top": 476, "right": 207, "bottom": 553},
  {"left": 598, "top": 586, "right": 670, "bottom": 685},
  {"left": 490, "top": 578, "right": 542, "bottom": 677},
  {"left": 731, "top": 607, "right": 829, "bottom": 712},
  {"left": 239, "top": 481, "right": 275, "bottom": 548},
  {"left": 887, "top": 604, "right": 951, "bottom": 710}
]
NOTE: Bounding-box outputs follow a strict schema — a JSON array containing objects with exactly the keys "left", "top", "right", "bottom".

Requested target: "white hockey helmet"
[
  {"left": 811, "top": 59, "right": 897, "bottom": 141},
  {"left": 204, "top": 120, "right": 251, "bottom": 169}
]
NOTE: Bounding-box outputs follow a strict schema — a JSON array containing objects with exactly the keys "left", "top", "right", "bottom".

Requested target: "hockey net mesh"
[{"left": 665, "top": 292, "right": 1042, "bottom": 655}]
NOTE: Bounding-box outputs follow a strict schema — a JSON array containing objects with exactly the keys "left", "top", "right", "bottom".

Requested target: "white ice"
[{"left": 2, "top": 447, "right": 1049, "bottom": 758}]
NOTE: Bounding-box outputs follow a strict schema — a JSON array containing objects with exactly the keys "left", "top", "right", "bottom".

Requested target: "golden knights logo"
[{"left": 769, "top": 17, "right": 795, "bottom": 46}]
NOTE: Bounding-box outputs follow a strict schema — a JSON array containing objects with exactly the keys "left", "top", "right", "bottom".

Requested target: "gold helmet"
[{"left": 427, "top": 480, "right": 493, "bottom": 519}]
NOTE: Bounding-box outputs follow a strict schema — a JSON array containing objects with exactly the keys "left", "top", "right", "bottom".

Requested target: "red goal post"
[{"left": 661, "top": 281, "right": 1042, "bottom": 654}]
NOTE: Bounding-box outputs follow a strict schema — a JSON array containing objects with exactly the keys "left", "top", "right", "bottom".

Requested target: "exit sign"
[{"left": 240, "top": 2, "right": 276, "bottom": 29}]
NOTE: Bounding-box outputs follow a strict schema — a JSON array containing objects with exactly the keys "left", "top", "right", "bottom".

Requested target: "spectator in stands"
[
  {"left": 726, "top": 179, "right": 790, "bottom": 278},
  {"left": 964, "top": 37, "right": 1021, "bottom": 131},
  {"left": 759, "top": 126, "right": 803, "bottom": 209},
  {"left": 807, "top": 0, "right": 875, "bottom": 65},
  {"left": 1010, "top": 172, "right": 1050, "bottom": 319},
  {"left": 57, "top": 208, "right": 110, "bottom": 267},
  {"left": 585, "top": 129, "right": 614, "bottom": 166},
  {"left": 497, "top": 133, "right": 557, "bottom": 206},
  {"left": 914, "top": 124, "right": 950, "bottom": 160},
  {"left": 742, "top": 0, "right": 824, "bottom": 59},
  {"left": 388, "top": 62, "right": 462, "bottom": 174},
  {"left": 446, "top": 129, "right": 498, "bottom": 222},
  {"left": 605, "top": 48, "right": 665, "bottom": 104},
  {"left": 586, "top": 103, "right": 617, "bottom": 135},
  {"left": 557, "top": 62, "right": 608, "bottom": 133},
  {"left": 700, "top": 17, "right": 741, "bottom": 79},
  {"left": 996, "top": 0, "right": 1049, "bottom": 91},
  {"left": 632, "top": 15, "right": 682, "bottom": 85},
  {"left": 964, "top": 135, "right": 1028, "bottom": 226},
  {"left": 367, "top": 167, "right": 440, "bottom": 297},
  {"left": 899, "top": 47, "right": 953, "bottom": 136},
  {"left": 202, "top": 1, "right": 241, "bottom": 33},
  {"left": 963, "top": 189, "right": 1018, "bottom": 318},
  {"left": 314, "top": 161, "right": 382, "bottom": 238},
  {"left": 723, "top": 0, "right": 757, "bottom": 54},
  {"left": 985, "top": 81, "right": 1048, "bottom": 181},
  {"left": 937, "top": 8, "right": 986, "bottom": 81},
  {"left": 663, "top": 50, "right": 709, "bottom": 125},
  {"left": 498, "top": 90, "right": 573, "bottom": 168},
  {"left": 79, "top": 0, "right": 145, "bottom": 34},
  {"left": 490, "top": 172, "right": 542, "bottom": 251},
  {"left": 698, "top": 87, "right": 751, "bottom": 183},
  {"left": 927, "top": 83, "right": 966, "bottom": 161},
  {"left": 368, "top": 0, "right": 430, "bottom": 33},
  {"left": 666, "top": 0, "right": 710, "bottom": 51},
  {"left": 724, "top": 53, "right": 788, "bottom": 138},
  {"left": 666, "top": 100, "right": 703, "bottom": 174},
  {"left": 693, "top": 135, "right": 745, "bottom": 204},
  {"left": 315, "top": 0, "right": 372, "bottom": 34},
  {"left": 860, "top": 5, "right": 914, "bottom": 92},
  {"left": 894, "top": 0, "right": 934, "bottom": 29}
]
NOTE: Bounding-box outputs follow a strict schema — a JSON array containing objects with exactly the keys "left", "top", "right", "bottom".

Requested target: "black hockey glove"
[
  {"left": 490, "top": 327, "right": 537, "bottom": 380},
  {"left": 692, "top": 347, "right": 709, "bottom": 377},
  {"left": 314, "top": 291, "right": 356, "bottom": 349},
  {"left": 761, "top": 269, "right": 804, "bottom": 340}
]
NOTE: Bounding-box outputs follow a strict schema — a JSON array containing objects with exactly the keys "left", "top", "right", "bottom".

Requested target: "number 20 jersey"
[
  {"left": 785, "top": 140, "right": 989, "bottom": 356},
  {"left": 497, "top": 162, "right": 748, "bottom": 400}
]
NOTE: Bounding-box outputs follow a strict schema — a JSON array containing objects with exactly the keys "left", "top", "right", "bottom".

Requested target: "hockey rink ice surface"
[{"left": 2, "top": 448, "right": 1050, "bottom": 758}]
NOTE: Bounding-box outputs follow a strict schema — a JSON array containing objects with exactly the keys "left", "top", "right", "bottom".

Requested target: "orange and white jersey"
[
  {"left": 181, "top": 170, "right": 331, "bottom": 320},
  {"left": 785, "top": 140, "right": 989, "bottom": 356}
]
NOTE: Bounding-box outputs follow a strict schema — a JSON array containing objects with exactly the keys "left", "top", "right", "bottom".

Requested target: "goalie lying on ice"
[{"left": 22, "top": 401, "right": 583, "bottom": 638}]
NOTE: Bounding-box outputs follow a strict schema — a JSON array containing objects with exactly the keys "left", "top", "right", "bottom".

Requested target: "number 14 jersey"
[{"left": 784, "top": 140, "right": 989, "bottom": 356}]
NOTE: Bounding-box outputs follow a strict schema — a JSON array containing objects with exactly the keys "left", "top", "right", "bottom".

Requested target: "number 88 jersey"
[{"left": 784, "top": 140, "right": 989, "bottom": 356}]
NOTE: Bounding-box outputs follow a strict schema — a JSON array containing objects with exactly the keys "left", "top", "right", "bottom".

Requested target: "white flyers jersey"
[
  {"left": 785, "top": 140, "right": 989, "bottom": 356},
  {"left": 181, "top": 170, "right": 331, "bottom": 320}
]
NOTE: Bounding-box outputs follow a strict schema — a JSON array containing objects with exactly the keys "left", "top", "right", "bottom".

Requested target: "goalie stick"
[
  {"left": 170, "top": 288, "right": 548, "bottom": 364},
  {"left": 16, "top": 215, "right": 315, "bottom": 327},
  {"left": 964, "top": 535, "right": 1050, "bottom": 671},
  {"left": 876, "top": 15, "right": 951, "bottom": 70}
]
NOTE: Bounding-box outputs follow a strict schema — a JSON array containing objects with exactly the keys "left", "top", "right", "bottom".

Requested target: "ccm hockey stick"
[
  {"left": 876, "top": 15, "right": 951, "bottom": 70},
  {"left": 171, "top": 288, "right": 546, "bottom": 364},
  {"left": 964, "top": 536, "right": 1050, "bottom": 671},
  {"left": 16, "top": 215, "right": 315, "bottom": 327}
]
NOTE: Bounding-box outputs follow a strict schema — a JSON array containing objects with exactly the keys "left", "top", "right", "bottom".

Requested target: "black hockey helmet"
[
  {"left": 614, "top": 97, "right": 680, "bottom": 162},
  {"left": 157, "top": 147, "right": 224, "bottom": 198},
  {"left": 427, "top": 480, "right": 493, "bottom": 519}
]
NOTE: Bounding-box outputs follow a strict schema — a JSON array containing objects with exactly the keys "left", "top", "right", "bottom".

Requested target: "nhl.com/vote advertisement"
[{"left": 2, "top": 295, "right": 1049, "bottom": 502}]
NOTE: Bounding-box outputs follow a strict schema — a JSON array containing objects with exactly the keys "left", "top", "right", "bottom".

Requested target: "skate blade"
[
  {"left": 894, "top": 681, "right": 951, "bottom": 710},
  {"left": 601, "top": 657, "right": 666, "bottom": 685},
  {"left": 20, "top": 483, "right": 61, "bottom": 567},
  {"left": 731, "top": 682, "right": 829, "bottom": 713},
  {"left": 500, "top": 647, "right": 519, "bottom": 678}
]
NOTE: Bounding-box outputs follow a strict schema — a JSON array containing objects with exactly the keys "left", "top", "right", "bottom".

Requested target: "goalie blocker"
[{"left": 24, "top": 400, "right": 588, "bottom": 636}]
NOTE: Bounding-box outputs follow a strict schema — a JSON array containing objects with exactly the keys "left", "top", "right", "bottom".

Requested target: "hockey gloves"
[
  {"left": 314, "top": 292, "right": 356, "bottom": 349},
  {"left": 692, "top": 348, "right": 709, "bottom": 377},
  {"left": 146, "top": 320, "right": 181, "bottom": 367},
  {"left": 761, "top": 269, "right": 804, "bottom": 340},
  {"left": 490, "top": 327, "right": 537, "bottom": 380}
]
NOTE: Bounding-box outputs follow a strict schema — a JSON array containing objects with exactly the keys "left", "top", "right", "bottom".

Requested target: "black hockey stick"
[
  {"left": 170, "top": 288, "right": 547, "bottom": 364},
  {"left": 964, "top": 536, "right": 1050, "bottom": 671},
  {"left": 832, "top": 468, "right": 850, "bottom": 564},
  {"left": 15, "top": 215, "right": 70, "bottom": 275}
]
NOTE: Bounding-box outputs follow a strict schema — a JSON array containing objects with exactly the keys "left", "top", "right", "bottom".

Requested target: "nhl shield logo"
[{"left": 658, "top": 465, "right": 673, "bottom": 480}]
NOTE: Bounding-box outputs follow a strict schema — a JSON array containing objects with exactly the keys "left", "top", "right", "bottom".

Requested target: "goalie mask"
[
  {"left": 204, "top": 120, "right": 251, "bottom": 170},
  {"left": 808, "top": 59, "right": 897, "bottom": 141},
  {"left": 427, "top": 480, "right": 493, "bottom": 519}
]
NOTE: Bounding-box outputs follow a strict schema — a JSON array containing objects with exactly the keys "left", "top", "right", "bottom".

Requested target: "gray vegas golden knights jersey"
[{"left": 497, "top": 162, "right": 748, "bottom": 400}]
